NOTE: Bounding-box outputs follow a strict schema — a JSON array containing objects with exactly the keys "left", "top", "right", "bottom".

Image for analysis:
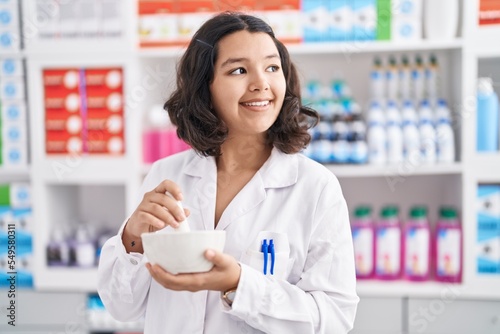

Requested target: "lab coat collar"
[
  {"left": 182, "top": 147, "right": 298, "bottom": 189},
  {"left": 183, "top": 147, "right": 298, "bottom": 230}
]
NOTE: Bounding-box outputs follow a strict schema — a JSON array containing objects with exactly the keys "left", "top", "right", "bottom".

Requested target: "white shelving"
[{"left": 7, "top": 0, "right": 496, "bottom": 302}]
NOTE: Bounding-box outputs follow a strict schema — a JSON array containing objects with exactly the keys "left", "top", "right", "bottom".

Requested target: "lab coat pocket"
[{"left": 241, "top": 231, "right": 291, "bottom": 280}]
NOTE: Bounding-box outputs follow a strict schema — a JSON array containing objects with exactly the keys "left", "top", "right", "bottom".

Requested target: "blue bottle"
[{"left": 477, "top": 78, "right": 499, "bottom": 152}]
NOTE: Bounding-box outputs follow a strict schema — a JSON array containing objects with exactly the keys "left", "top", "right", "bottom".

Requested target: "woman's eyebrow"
[{"left": 220, "top": 54, "right": 280, "bottom": 69}]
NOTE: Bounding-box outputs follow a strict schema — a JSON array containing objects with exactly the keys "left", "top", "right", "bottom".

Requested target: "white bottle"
[
  {"left": 436, "top": 116, "right": 455, "bottom": 163},
  {"left": 399, "top": 55, "right": 412, "bottom": 101},
  {"left": 434, "top": 99, "right": 451, "bottom": 125},
  {"left": 412, "top": 55, "right": 425, "bottom": 102},
  {"left": 370, "top": 57, "right": 385, "bottom": 101},
  {"left": 418, "top": 100, "right": 437, "bottom": 164},
  {"left": 385, "top": 101, "right": 403, "bottom": 164},
  {"left": 425, "top": 54, "right": 439, "bottom": 102},
  {"left": 366, "top": 102, "right": 387, "bottom": 165},
  {"left": 386, "top": 56, "right": 399, "bottom": 101},
  {"left": 401, "top": 101, "right": 421, "bottom": 164}
]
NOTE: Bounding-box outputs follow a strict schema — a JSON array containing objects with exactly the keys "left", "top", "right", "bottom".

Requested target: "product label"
[
  {"left": 376, "top": 227, "right": 400, "bottom": 275},
  {"left": 437, "top": 228, "right": 461, "bottom": 277},
  {"left": 352, "top": 227, "right": 374, "bottom": 276},
  {"left": 405, "top": 227, "right": 430, "bottom": 277},
  {"left": 479, "top": 0, "right": 500, "bottom": 25}
]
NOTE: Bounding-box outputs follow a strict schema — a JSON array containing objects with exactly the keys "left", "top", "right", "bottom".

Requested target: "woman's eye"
[
  {"left": 267, "top": 65, "right": 280, "bottom": 72},
  {"left": 230, "top": 68, "right": 246, "bottom": 75}
]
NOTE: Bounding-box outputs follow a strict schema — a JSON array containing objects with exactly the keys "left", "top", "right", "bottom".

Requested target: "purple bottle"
[
  {"left": 375, "top": 205, "right": 402, "bottom": 280},
  {"left": 351, "top": 206, "right": 375, "bottom": 279},
  {"left": 404, "top": 206, "right": 431, "bottom": 281}
]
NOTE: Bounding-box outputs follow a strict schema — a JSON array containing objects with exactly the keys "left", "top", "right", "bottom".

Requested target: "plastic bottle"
[
  {"left": 425, "top": 54, "right": 439, "bottom": 102},
  {"left": 370, "top": 57, "right": 385, "bottom": 101},
  {"left": 366, "top": 102, "right": 387, "bottom": 165},
  {"left": 476, "top": 77, "right": 499, "bottom": 152},
  {"left": 375, "top": 205, "right": 402, "bottom": 280},
  {"left": 348, "top": 112, "right": 368, "bottom": 164},
  {"left": 412, "top": 55, "right": 425, "bottom": 102},
  {"left": 401, "top": 101, "right": 421, "bottom": 164},
  {"left": 331, "top": 115, "right": 350, "bottom": 164},
  {"left": 386, "top": 56, "right": 399, "bottom": 101},
  {"left": 143, "top": 104, "right": 170, "bottom": 163},
  {"left": 399, "top": 55, "right": 412, "bottom": 101},
  {"left": 386, "top": 101, "right": 403, "bottom": 164},
  {"left": 313, "top": 121, "right": 334, "bottom": 163},
  {"left": 352, "top": 205, "right": 375, "bottom": 279},
  {"left": 435, "top": 102, "right": 455, "bottom": 163},
  {"left": 46, "top": 228, "right": 70, "bottom": 267},
  {"left": 434, "top": 98, "right": 452, "bottom": 124},
  {"left": 418, "top": 100, "right": 437, "bottom": 164},
  {"left": 404, "top": 206, "right": 431, "bottom": 281},
  {"left": 434, "top": 206, "right": 462, "bottom": 282},
  {"left": 71, "top": 225, "right": 97, "bottom": 268}
]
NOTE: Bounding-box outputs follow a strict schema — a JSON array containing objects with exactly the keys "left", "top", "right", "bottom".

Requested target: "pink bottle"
[
  {"left": 404, "top": 206, "right": 431, "bottom": 281},
  {"left": 351, "top": 205, "right": 375, "bottom": 279},
  {"left": 434, "top": 206, "right": 462, "bottom": 282},
  {"left": 375, "top": 205, "right": 402, "bottom": 280},
  {"left": 143, "top": 105, "right": 171, "bottom": 163}
]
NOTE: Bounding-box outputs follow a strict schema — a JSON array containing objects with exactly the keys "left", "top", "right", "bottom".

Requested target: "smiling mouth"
[{"left": 241, "top": 100, "right": 271, "bottom": 107}]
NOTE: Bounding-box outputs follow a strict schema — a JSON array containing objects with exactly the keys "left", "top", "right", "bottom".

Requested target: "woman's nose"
[{"left": 249, "top": 72, "right": 270, "bottom": 91}]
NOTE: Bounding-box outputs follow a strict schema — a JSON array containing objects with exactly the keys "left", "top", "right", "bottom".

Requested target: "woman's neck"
[{"left": 217, "top": 136, "right": 272, "bottom": 173}]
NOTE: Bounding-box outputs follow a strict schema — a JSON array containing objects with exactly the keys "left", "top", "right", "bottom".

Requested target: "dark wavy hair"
[{"left": 164, "top": 11, "right": 319, "bottom": 157}]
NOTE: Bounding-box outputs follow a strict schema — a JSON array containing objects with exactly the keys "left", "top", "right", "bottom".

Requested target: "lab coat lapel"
[
  {"left": 216, "top": 148, "right": 298, "bottom": 231},
  {"left": 183, "top": 153, "right": 217, "bottom": 231}
]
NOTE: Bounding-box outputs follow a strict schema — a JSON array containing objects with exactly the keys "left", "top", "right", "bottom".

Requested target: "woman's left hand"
[{"left": 146, "top": 250, "right": 241, "bottom": 292}]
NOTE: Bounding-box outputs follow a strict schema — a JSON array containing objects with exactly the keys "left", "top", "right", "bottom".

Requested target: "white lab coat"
[{"left": 98, "top": 147, "right": 359, "bottom": 334}]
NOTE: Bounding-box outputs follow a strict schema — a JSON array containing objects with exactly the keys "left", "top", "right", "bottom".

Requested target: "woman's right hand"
[{"left": 122, "top": 180, "right": 190, "bottom": 253}]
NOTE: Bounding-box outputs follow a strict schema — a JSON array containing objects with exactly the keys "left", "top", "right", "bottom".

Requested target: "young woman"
[{"left": 98, "top": 12, "right": 359, "bottom": 334}]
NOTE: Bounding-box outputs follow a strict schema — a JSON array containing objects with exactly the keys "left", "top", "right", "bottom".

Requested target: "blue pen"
[
  {"left": 269, "top": 239, "right": 275, "bottom": 275},
  {"left": 261, "top": 239, "right": 268, "bottom": 275}
]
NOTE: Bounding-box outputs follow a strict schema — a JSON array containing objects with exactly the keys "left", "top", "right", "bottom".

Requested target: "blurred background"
[{"left": 0, "top": 0, "right": 500, "bottom": 333}]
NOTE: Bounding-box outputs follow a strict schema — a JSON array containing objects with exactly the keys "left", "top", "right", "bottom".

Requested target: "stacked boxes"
[
  {"left": 43, "top": 68, "right": 125, "bottom": 155},
  {"left": 0, "top": 58, "right": 28, "bottom": 167},
  {"left": 0, "top": 0, "right": 20, "bottom": 51},
  {"left": 391, "top": 0, "right": 422, "bottom": 42},
  {"left": 477, "top": 185, "right": 500, "bottom": 274},
  {"left": 0, "top": 183, "right": 33, "bottom": 288}
]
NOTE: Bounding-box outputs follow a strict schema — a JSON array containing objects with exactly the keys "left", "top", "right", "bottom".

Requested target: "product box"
[
  {"left": 0, "top": 100, "right": 27, "bottom": 122},
  {"left": 177, "top": 1, "right": 216, "bottom": 44},
  {"left": 256, "top": 0, "right": 302, "bottom": 44},
  {"left": 302, "top": 0, "right": 330, "bottom": 42},
  {"left": 46, "top": 131, "right": 83, "bottom": 154},
  {"left": 0, "top": 78, "right": 25, "bottom": 100},
  {"left": 329, "top": 0, "right": 353, "bottom": 42},
  {"left": 376, "top": 0, "right": 392, "bottom": 40},
  {"left": 479, "top": 0, "right": 500, "bottom": 25},
  {"left": 1, "top": 143, "right": 27, "bottom": 167},
  {"left": 1, "top": 120, "right": 27, "bottom": 145},
  {"left": 138, "top": 0, "right": 179, "bottom": 47},
  {"left": 0, "top": 58, "right": 24, "bottom": 77},
  {"left": 477, "top": 185, "right": 500, "bottom": 274},
  {"left": 390, "top": 0, "right": 422, "bottom": 41},
  {"left": 352, "top": 0, "right": 376, "bottom": 41}
]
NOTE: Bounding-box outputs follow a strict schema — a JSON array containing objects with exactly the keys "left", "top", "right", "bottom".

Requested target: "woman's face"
[{"left": 210, "top": 30, "right": 286, "bottom": 139}]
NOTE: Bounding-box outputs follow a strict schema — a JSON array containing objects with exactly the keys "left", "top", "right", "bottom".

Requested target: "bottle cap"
[
  {"left": 410, "top": 206, "right": 427, "bottom": 218},
  {"left": 380, "top": 205, "right": 399, "bottom": 218},
  {"left": 354, "top": 206, "right": 371, "bottom": 218},
  {"left": 439, "top": 206, "right": 457, "bottom": 219}
]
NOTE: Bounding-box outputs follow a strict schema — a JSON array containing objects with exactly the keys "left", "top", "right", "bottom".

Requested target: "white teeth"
[{"left": 243, "top": 101, "right": 269, "bottom": 107}]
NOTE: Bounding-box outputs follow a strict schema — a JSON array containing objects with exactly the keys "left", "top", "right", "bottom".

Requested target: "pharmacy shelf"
[
  {"left": 467, "top": 154, "right": 500, "bottom": 182},
  {"left": 136, "top": 39, "right": 463, "bottom": 58},
  {"left": 37, "top": 157, "right": 134, "bottom": 184},
  {"left": 0, "top": 166, "right": 31, "bottom": 177},
  {"left": 356, "top": 281, "right": 466, "bottom": 298},
  {"left": 469, "top": 27, "right": 500, "bottom": 58},
  {"left": 36, "top": 267, "right": 98, "bottom": 292},
  {"left": 327, "top": 162, "right": 463, "bottom": 178},
  {"left": 0, "top": 50, "right": 25, "bottom": 58}
]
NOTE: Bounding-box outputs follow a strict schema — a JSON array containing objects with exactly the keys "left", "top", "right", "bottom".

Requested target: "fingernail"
[
  {"left": 178, "top": 213, "right": 186, "bottom": 221},
  {"left": 178, "top": 193, "right": 184, "bottom": 201}
]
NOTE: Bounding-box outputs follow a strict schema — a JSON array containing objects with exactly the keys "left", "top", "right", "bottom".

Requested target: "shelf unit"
[{"left": 9, "top": 0, "right": 497, "bottom": 303}]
